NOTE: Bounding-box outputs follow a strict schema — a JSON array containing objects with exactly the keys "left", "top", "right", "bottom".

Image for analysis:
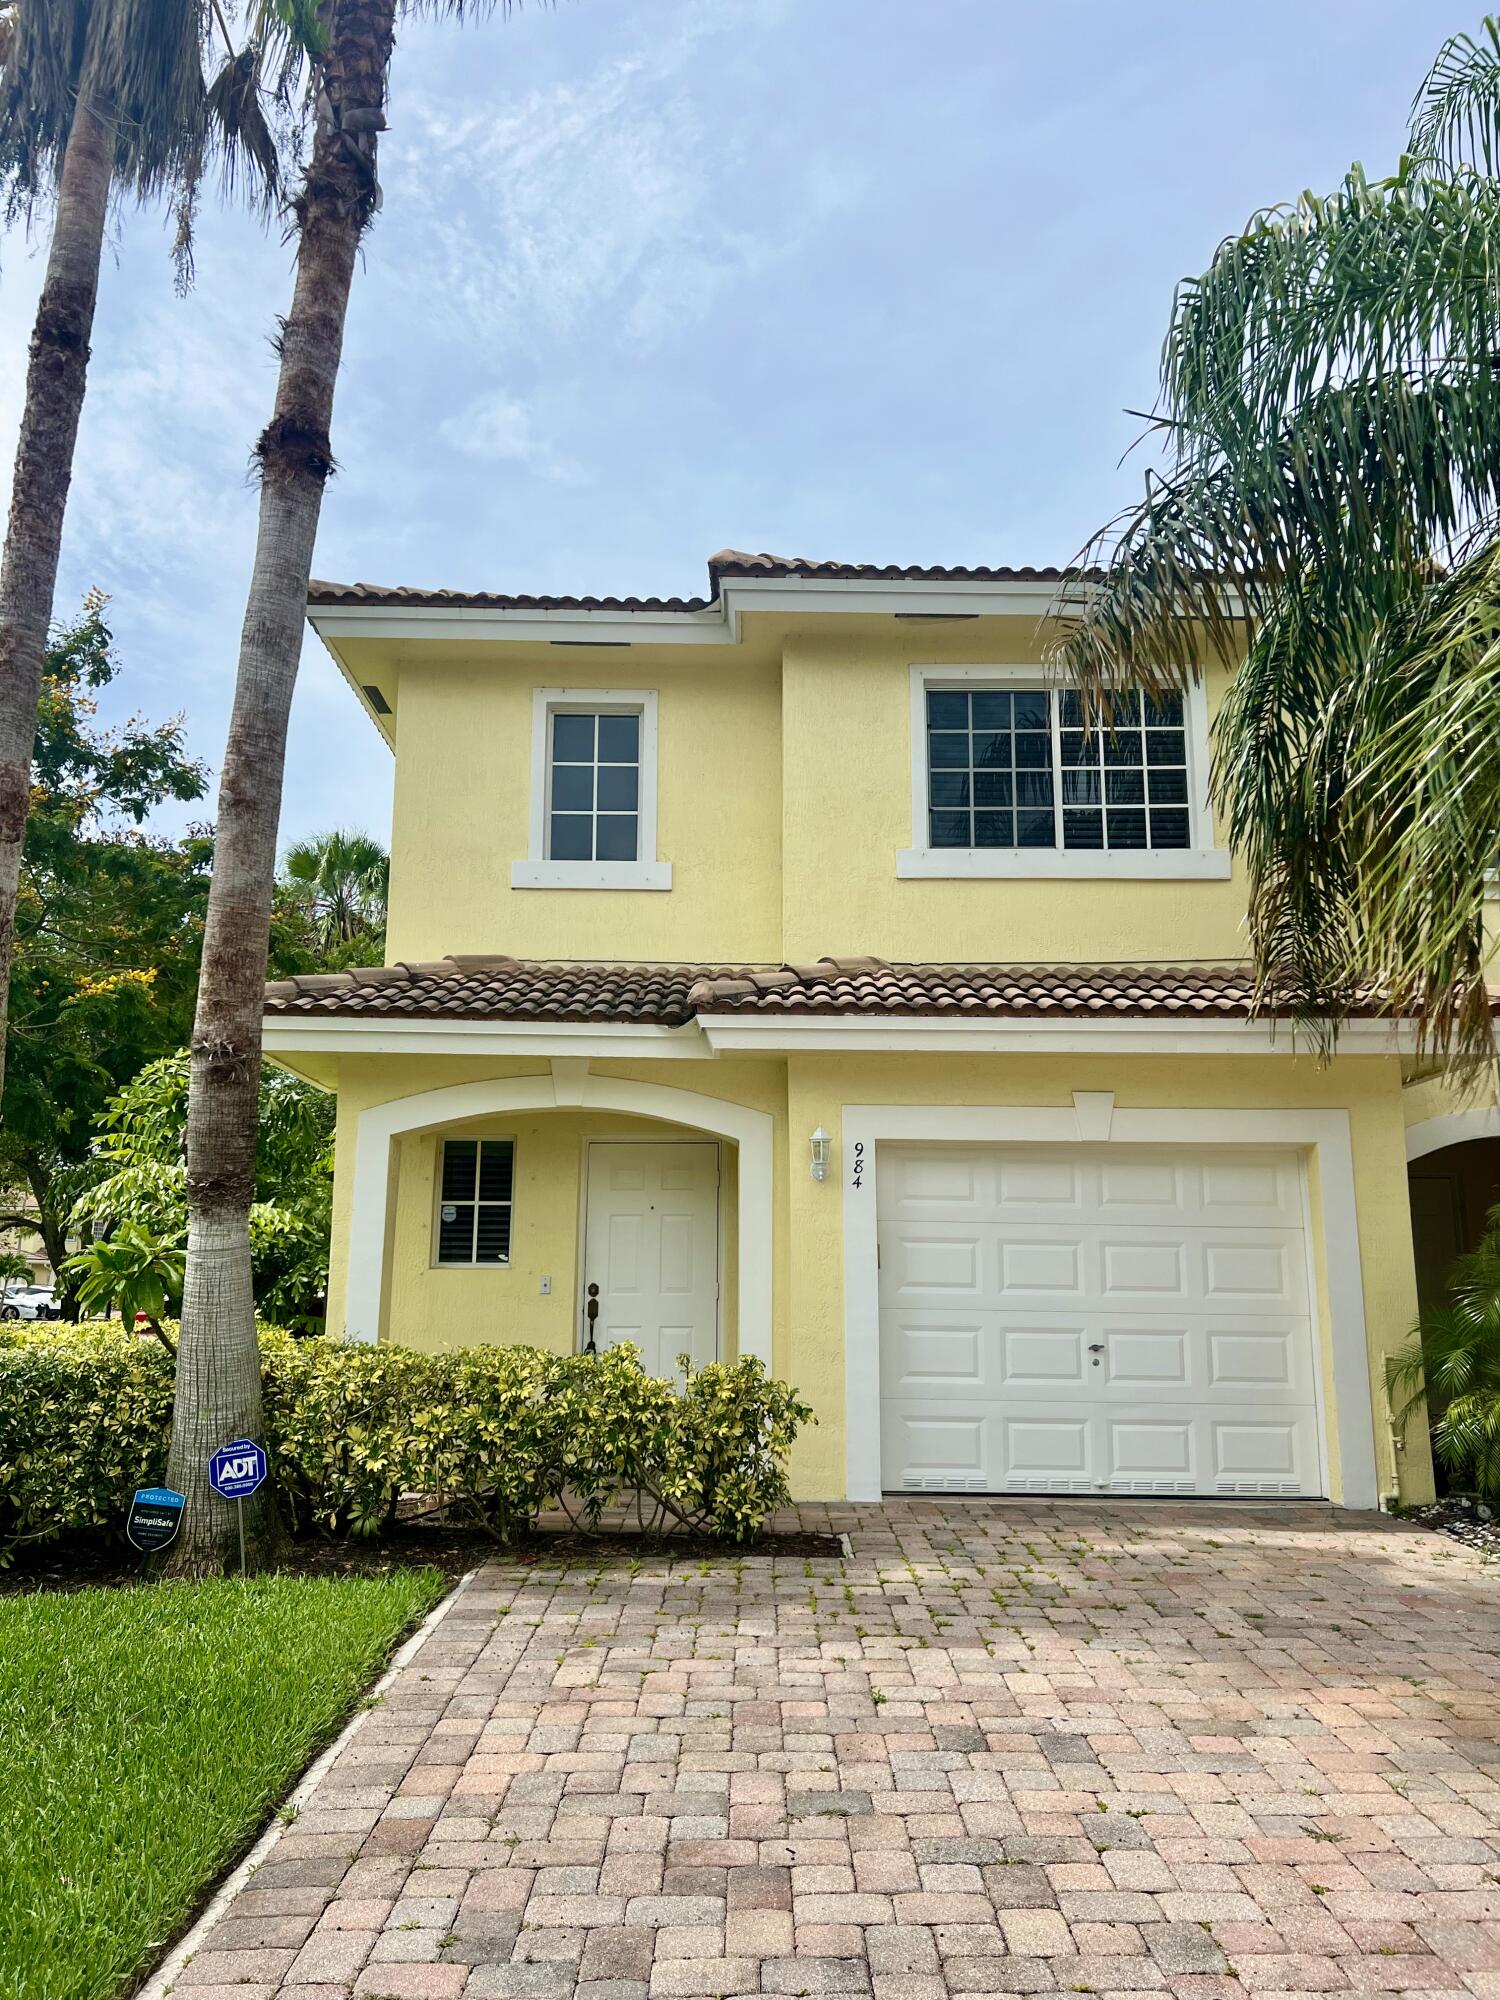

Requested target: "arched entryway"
[
  {"left": 344, "top": 1066, "right": 774, "bottom": 1362},
  {"left": 1407, "top": 1109, "right": 1500, "bottom": 1308}
]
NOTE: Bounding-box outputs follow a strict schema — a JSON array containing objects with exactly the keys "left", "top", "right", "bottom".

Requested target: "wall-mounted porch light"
[{"left": 810, "top": 1127, "right": 832, "bottom": 1182}]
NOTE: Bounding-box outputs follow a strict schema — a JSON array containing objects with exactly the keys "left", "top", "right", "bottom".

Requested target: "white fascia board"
[
  {"left": 719, "top": 575, "right": 1093, "bottom": 622},
  {"left": 304, "top": 574, "right": 1115, "bottom": 655},
  {"left": 306, "top": 603, "right": 736, "bottom": 648},
  {"left": 261, "top": 1017, "right": 713, "bottom": 1060},
  {"left": 696, "top": 1013, "right": 1417, "bottom": 1055}
]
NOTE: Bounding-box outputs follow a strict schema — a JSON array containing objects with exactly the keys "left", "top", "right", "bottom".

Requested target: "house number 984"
[{"left": 851, "top": 1141, "right": 865, "bottom": 1190}]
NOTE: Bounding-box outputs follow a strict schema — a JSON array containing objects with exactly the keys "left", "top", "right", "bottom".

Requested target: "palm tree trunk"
[
  {"left": 0, "top": 60, "right": 114, "bottom": 1114},
  {"left": 164, "top": 0, "right": 396, "bottom": 1575}
]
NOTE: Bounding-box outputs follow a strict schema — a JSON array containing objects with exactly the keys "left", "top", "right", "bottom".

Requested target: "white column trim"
[
  {"left": 1405, "top": 1104, "right": 1500, "bottom": 1161},
  {"left": 347, "top": 1075, "right": 773, "bottom": 1364},
  {"left": 840, "top": 1103, "right": 1378, "bottom": 1511}
]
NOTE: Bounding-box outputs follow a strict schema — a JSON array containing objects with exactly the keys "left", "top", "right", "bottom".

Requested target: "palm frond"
[{"left": 1409, "top": 16, "right": 1500, "bottom": 176}]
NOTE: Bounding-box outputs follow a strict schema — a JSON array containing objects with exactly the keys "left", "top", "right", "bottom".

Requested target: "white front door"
[
  {"left": 878, "top": 1143, "right": 1323, "bottom": 1497},
  {"left": 583, "top": 1142, "right": 720, "bottom": 1375}
]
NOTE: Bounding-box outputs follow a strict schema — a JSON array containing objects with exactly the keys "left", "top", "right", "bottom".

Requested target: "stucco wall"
[
  {"left": 383, "top": 644, "right": 784, "bottom": 964},
  {"left": 323, "top": 1046, "right": 1431, "bottom": 1508}
]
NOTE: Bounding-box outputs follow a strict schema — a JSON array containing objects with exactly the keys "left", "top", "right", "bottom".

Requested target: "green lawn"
[{"left": 0, "top": 1569, "right": 446, "bottom": 2000}]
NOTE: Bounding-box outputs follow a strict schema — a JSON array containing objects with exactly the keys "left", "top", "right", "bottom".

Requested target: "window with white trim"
[
  {"left": 548, "top": 709, "right": 641, "bottom": 861},
  {"left": 512, "top": 687, "right": 671, "bottom": 891},
  {"left": 899, "top": 667, "right": 1228, "bottom": 880},
  {"left": 435, "top": 1138, "right": 514, "bottom": 1265},
  {"left": 925, "top": 686, "right": 1190, "bottom": 853}
]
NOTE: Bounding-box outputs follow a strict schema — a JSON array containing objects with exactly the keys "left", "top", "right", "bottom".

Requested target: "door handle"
[
  {"left": 1087, "top": 1343, "right": 1105, "bottom": 1353},
  {"left": 584, "top": 1281, "right": 599, "bottom": 1355}
]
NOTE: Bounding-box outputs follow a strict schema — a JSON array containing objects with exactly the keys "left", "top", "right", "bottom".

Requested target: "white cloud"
[
  {"left": 437, "top": 390, "right": 584, "bottom": 481},
  {"left": 386, "top": 0, "right": 842, "bottom": 360}
]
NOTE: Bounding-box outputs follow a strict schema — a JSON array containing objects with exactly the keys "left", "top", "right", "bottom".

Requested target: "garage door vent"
[
  {"left": 1004, "top": 1476, "right": 1087, "bottom": 1493},
  {"left": 1215, "top": 1479, "right": 1304, "bottom": 1496},
  {"left": 1114, "top": 1479, "right": 1196, "bottom": 1496},
  {"left": 902, "top": 1474, "right": 989, "bottom": 1493}
]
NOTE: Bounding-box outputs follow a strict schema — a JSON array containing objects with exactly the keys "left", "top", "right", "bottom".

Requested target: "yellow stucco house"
[{"left": 265, "top": 549, "right": 1496, "bottom": 1512}]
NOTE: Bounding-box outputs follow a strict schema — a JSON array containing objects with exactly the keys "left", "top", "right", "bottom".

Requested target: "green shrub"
[
  {"left": 1390, "top": 1209, "right": 1500, "bottom": 1504},
  {"left": 0, "top": 1325, "right": 814, "bottom": 1556},
  {"left": 0, "top": 1327, "right": 175, "bottom": 1552}
]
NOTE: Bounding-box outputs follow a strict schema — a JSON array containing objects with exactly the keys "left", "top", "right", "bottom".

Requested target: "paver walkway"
[{"left": 174, "top": 1501, "right": 1500, "bottom": 2000}]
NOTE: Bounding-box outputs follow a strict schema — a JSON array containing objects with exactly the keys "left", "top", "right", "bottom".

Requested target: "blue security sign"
[
  {"left": 208, "top": 1438, "right": 267, "bottom": 1500},
  {"left": 127, "top": 1486, "right": 185, "bottom": 1552}
]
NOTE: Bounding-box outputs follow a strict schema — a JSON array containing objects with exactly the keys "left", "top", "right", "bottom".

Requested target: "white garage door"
[{"left": 878, "top": 1144, "right": 1323, "bottom": 1497}]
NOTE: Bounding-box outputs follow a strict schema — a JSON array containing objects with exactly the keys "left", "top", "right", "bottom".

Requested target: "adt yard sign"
[
  {"left": 208, "top": 1439, "right": 266, "bottom": 1500},
  {"left": 127, "top": 1487, "right": 184, "bottom": 1553},
  {"left": 209, "top": 1439, "right": 267, "bottom": 1576}
]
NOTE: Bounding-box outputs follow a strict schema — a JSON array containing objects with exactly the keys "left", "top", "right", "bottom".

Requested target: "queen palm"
[
  {"left": 1050, "top": 19, "right": 1500, "bottom": 1065},
  {"left": 167, "top": 0, "right": 497, "bottom": 1574},
  {"left": 0, "top": 0, "right": 276, "bottom": 1115}
]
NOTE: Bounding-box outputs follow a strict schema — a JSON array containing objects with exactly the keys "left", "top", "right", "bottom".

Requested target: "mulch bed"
[
  {"left": 1401, "top": 1494, "right": 1500, "bottom": 1559},
  {"left": 1, "top": 1517, "right": 845, "bottom": 1596}
]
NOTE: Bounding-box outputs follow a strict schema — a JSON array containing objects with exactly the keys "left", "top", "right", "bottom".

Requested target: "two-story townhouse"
[{"left": 265, "top": 549, "right": 1482, "bottom": 1512}]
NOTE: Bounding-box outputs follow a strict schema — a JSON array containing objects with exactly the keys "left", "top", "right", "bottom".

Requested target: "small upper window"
[
  {"left": 436, "top": 1138, "right": 514, "bottom": 1265},
  {"left": 514, "top": 687, "right": 669, "bottom": 892},
  {"left": 548, "top": 710, "right": 641, "bottom": 863},
  {"left": 925, "top": 687, "right": 1190, "bottom": 854}
]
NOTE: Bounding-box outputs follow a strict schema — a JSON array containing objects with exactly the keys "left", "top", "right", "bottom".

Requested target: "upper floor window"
[
  {"left": 925, "top": 687, "right": 1190, "bottom": 853},
  {"left": 436, "top": 1138, "right": 514, "bottom": 1265},
  {"left": 900, "top": 667, "right": 1229, "bottom": 880},
  {"left": 512, "top": 687, "right": 671, "bottom": 892},
  {"left": 549, "top": 710, "right": 640, "bottom": 861}
]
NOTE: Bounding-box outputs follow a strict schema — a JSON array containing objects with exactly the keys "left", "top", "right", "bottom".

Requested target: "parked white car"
[{"left": 1, "top": 1284, "right": 60, "bottom": 1321}]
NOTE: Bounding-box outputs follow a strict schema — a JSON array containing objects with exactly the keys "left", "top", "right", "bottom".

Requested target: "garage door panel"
[
  {"left": 884, "top": 1309, "right": 1316, "bottom": 1404},
  {"left": 877, "top": 1144, "right": 1323, "bottom": 1498},
  {"left": 883, "top": 1317, "right": 988, "bottom": 1391}
]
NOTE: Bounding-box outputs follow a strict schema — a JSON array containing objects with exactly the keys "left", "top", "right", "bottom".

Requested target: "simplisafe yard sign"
[
  {"left": 208, "top": 1438, "right": 268, "bottom": 1577},
  {"left": 126, "top": 1486, "right": 184, "bottom": 1553},
  {"left": 208, "top": 1439, "right": 267, "bottom": 1500}
]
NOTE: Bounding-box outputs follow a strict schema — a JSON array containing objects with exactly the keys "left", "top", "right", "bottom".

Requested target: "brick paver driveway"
[{"left": 177, "top": 1502, "right": 1500, "bottom": 2000}]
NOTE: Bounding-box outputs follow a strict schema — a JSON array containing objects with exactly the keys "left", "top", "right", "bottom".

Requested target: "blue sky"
[{"left": 0, "top": 0, "right": 1456, "bottom": 848}]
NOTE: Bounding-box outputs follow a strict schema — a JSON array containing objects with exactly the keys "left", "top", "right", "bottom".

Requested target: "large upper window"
[
  {"left": 512, "top": 687, "right": 671, "bottom": 891},
  {"left": 925, "top": 687, "right": 1189, "bottom": 853},
  {"left": 436, "top": 1138, "right": 514, "bottom": 1265},
  {"left": 548, "top": 710, "right": 640, "bottom": 862},
  {"left": 900, "top": 668, "right": 1227, "bottom": 880}
]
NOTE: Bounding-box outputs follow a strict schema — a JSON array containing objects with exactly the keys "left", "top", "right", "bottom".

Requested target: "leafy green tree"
[
  {"left": 1051, "top": 19, "right": 1500, "bottom": 1062},
  {"left": 0, "top": 1, "right": 278, "bottom": 1118},
  {"left": 65, "top": 1223, "right": 185, "bottom": 1354},
  {"left": 0, "top": 597, "right": 209, "bottom": 1309},
  {"left": 276, "top": 828, "right": 388, "bottom": 968},
  {"left": 77, "top": 1052, "right": 333, "bottom": 1331}
]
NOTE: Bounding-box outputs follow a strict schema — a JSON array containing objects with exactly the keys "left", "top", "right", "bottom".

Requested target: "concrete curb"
[{"left": 134, "top": 1567, "right": 480, "bottom": 2000}]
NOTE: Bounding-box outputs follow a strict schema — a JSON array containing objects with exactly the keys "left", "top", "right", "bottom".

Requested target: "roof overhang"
[{"left": 262, "top": 1009, "right": 1421, "bottom": 1061}]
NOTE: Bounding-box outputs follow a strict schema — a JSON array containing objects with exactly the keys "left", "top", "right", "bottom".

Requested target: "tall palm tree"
[
  {"left": 0, "top": 0, "right": 276, "bottom": 1117},
  {"left": 1050, "top": 19, "right": 1500, "bottom": 1066},
  {"left": 166, "top": 0, "right": 496, "bottom": 1574},
  {"left": 282, "top": 827, "right": 389, "bottom": 955}
]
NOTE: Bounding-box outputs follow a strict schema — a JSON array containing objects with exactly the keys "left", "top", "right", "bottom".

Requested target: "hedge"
[{"left": 0, "top": 1325, "right": 815, "bottom": 1555}]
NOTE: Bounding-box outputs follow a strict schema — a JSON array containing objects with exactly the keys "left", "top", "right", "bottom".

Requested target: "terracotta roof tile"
[
  {"left": 305, "top": 550, "right": 1103, "bottom": 614},
  {"left": 263, "top": 956, "right": 1392, "bottom": 1026}
]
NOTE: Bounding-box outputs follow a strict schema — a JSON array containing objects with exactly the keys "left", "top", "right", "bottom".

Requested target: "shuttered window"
[{"left": 436, "top": 1139, "right": 514, "bottom": 1265}]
